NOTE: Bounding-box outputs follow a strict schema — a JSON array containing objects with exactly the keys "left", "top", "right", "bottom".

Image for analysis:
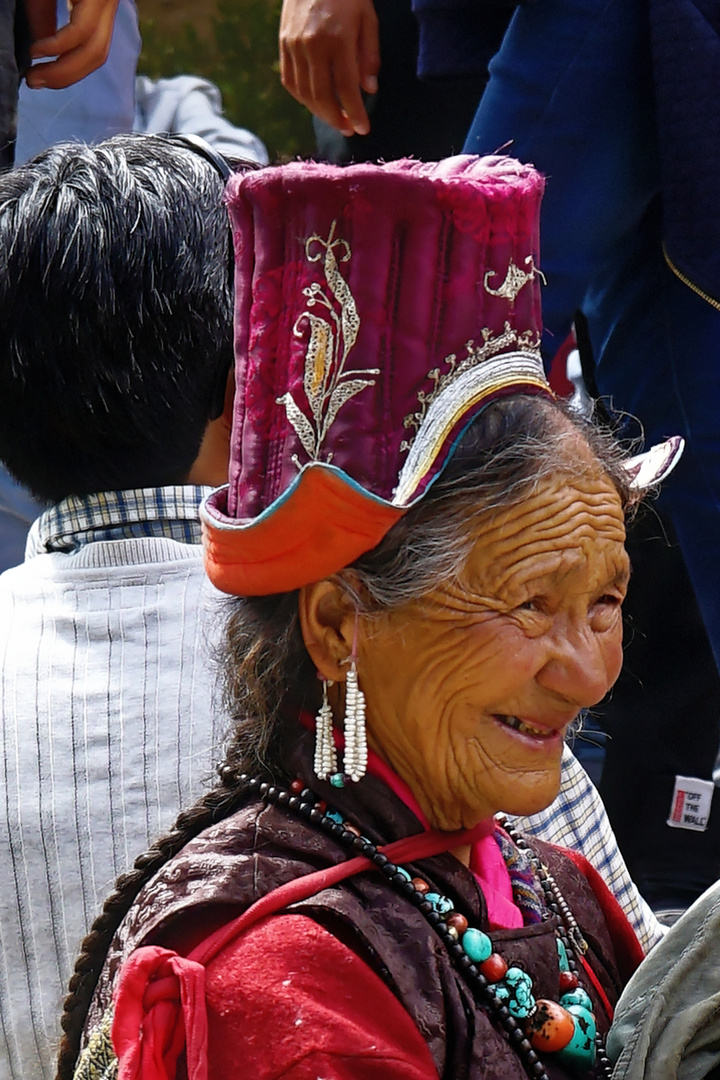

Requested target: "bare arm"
[
  {"left": 25, "top": 0, "right": 120, "bottom": 90},
  {"left": 279, "top": 0, "right": 380, "bottom": 136}
]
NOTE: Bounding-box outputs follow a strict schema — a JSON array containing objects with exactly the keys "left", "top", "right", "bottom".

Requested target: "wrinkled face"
[{"left": 355, "top": 464, "right": 629, "bottom": 831}]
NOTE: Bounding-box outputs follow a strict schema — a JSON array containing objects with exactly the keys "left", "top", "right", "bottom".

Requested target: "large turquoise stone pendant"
[{"left": 556, "top": 1004, "right": 597, "bottom": 1070}]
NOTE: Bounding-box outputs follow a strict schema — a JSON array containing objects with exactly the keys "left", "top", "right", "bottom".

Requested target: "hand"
[
  {"left": 280, "top": 0, "right": 380, "bottom": 136},
  {"left": 25, "top": 0, "right": 121, "bottom": 90}
]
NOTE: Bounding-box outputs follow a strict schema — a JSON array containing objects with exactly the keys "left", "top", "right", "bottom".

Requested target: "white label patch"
[{"left": 667, "top": 775, "right": 714, "bottom": 832}]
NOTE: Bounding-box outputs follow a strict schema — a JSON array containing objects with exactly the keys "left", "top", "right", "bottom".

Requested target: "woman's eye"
[
  {"left": 590, "top": 594, "right": 624, "bottom": 631},
  {"left": 596, "top": 593, "right": 622, "bottom": 607},
  {"left": 518, "top": 598, "right": 541, "bottom": 612}
]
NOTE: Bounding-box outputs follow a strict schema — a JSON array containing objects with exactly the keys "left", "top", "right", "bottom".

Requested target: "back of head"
[{"left": 0, "top": 133, "right": 233, "bottom": 503}]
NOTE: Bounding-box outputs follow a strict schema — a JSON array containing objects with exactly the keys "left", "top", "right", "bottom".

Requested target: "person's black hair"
[{"left": 0, "top": 133, "right": 234, "bottom": 502}]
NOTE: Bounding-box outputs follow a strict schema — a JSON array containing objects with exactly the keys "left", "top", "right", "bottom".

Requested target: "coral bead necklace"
[{"left": 238, "top": 772, "right": 613, "bottom": 1080}]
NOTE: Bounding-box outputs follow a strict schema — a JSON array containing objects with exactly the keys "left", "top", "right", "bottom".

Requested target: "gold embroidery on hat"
[
  {"left": 277, "top": 221, "right": 379, "bottom": 462},
  {"left": 399, "top": 323, "right": 541, "bottom": 450},
  {"left": 483, "top": 256, "right": 546, "bottom": 303}
]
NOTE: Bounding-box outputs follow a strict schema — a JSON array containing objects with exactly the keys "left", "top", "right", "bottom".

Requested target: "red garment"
[
  {"left": 111, "top": 827, "right": 482, "bottom": 1080},
  {"left": 108, "top": 814, "right": 642, "bottom": 1080},
  {"left": 114, "top": 948, "right": 207, "bottom": 1080},
  {"left": 203, "top": 914, "right": 438, "bottom": 1080}
]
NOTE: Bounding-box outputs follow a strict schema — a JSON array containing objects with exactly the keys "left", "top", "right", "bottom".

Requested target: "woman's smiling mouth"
[{"left": 493, "top": 714, "right": 568, "bottom": 740}]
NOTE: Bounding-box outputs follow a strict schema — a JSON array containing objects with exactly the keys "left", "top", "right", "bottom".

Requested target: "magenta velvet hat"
[{"left": 202, "top": 155, "right": 552, "bottom": 595}]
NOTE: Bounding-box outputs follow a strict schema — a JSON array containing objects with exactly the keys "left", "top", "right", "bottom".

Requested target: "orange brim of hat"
[
  {"left": 203, "top": 421, "right": 685, "bottom": 598},
  {"left": 202, "top": 463, "right": 404, "bottom": 596}
]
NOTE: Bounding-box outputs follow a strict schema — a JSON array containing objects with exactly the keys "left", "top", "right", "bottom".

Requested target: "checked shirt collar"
[{"left": 26, "top": 486, "right": 212, "bottom": 557}]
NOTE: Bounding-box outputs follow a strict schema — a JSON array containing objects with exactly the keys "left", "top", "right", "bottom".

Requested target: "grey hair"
[{"left": 219, "top": 394, "right": 633, "bottom": 779}]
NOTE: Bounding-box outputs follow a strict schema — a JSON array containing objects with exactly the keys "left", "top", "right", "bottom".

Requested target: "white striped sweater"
[{"left": 0, "top": 536, "right": 226, "bottom": 1080}]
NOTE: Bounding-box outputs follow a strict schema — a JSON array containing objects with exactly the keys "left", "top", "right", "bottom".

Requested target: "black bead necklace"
[
  {"left": 233, "top": 771, "right": 612, "bottom": 1080},
  {"left": 501, "top": 820, "right": 614, "bottom": 1079}
]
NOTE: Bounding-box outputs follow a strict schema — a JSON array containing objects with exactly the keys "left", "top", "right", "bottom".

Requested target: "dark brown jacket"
[{"left": 87, "top": 731, "right": 626, "bottom": 1080}]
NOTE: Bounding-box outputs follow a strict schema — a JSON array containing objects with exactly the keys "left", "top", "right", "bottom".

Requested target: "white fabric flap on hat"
[{"left": 622, "top": 435, "right": 685, "bottom": 491}]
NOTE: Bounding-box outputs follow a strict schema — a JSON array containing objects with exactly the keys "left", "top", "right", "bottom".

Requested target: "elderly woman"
[{"left": 60, "top": 156, "right": 679, "bottom": 1080}]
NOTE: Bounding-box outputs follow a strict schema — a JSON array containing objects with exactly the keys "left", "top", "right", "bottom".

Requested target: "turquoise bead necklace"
[{"left": 241, "top": 774, "right": 613, "bottom": 1080}]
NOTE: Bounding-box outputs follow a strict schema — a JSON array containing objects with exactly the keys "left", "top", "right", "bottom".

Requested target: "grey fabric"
[
  {"left": 134, "top": 75, "right": 268, "bottom": 165},
  {"left": 0, "top": 502, "right": 226, "bottom": 1080},
  {"left": 608, "top": 879, "right": 720, "bottom": 1079}
]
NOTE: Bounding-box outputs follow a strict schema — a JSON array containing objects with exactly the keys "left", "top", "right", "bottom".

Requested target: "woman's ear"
[{"left": 299, "top": 579, "right": 357, "bottom": 681}]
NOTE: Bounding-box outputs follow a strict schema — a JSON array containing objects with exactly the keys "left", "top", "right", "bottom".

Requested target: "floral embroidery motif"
[
  {"left": 400, "top": 323, "right": 541, "bottom": 450},
  {"left": 74, "top": 1004, "right": 118, "bottom": 1080},
  {"left": 277, "top": 222, "right": 379, "bottom": 462},
  {"left": 483, "top": 256, "right": 545, "bottom": 303}
]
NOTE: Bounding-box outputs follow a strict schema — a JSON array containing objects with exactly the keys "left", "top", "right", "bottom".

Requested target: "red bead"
[
  {"left": 559, "top": 971, "right": 579, "bottom": 993},
  {"left": 412, "top": 878, "right": 430, "bottom": 894},
  {"left": 479, "top": 954, "right": 508, "bottom": 982},
  {"left": 315, "top": 800, "right": 327, "bottom": 813},
  {"left": 526, "top": 1000, "right": 575, "bottom": 1052},
  {"left": 290, "top": 779, "right": 304, "bottom": 794},
  {"left": 447, "top": 913, "right": 469, "bottom": 934}
]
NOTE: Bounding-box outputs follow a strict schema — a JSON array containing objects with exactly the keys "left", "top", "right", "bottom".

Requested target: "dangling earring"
[
  {"left": 313, "top": 677, "right": 338, "bottom": 781},
  {"left": 342, "top": 658, "right": 367, "bottom": 782}
]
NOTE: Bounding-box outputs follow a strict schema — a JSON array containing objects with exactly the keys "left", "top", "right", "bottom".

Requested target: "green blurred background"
[{"left": 137, "top": 0, "right": 315, "bottom": 160}]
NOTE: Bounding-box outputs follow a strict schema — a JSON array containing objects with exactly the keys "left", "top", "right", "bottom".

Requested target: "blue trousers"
[{"left": 465, "top": 0, "right": 720, "bottom": 675}]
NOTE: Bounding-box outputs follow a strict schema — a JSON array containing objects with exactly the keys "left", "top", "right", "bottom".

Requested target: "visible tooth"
[
  {"left": 519, "top": 721, "right": 543, "bottom": 736},
  {"left": 499, "top": 715, "right": 547, "bottom": 737}
]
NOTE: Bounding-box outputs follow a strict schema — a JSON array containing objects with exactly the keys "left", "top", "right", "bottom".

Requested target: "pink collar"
[{"left": 299, "top": 712, "right": 523, "bottom": 929}]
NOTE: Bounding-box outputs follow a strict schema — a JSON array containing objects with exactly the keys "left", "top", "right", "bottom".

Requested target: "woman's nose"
[{"left": 536, "top": 624, "right": 620, "bottom": 708}]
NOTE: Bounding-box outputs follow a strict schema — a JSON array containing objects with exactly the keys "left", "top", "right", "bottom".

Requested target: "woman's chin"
[
  {"left": 496, "top": 774, "right": 563, "bottom": 820},
  {"left": 415, "top": 752, "right": 565, "bottom": 830}
]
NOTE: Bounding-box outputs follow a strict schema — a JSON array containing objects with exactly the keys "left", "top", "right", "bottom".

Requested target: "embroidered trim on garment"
[
  {"left": 74, "top": 1004, "right": 117, "bottom": 1080},
  {"left": 277, "top": 222, "right": 380, "bottom": 462},
  {"left": 394, "top": 345, "right": 547, "bottom": 505},
  {"left": 495, "top": 829, "right": 545, "bottom": 925}
]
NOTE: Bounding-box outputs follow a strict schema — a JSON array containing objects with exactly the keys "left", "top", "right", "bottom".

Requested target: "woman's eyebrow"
[{"left": 599, "top": 565, "right": 631, "bottom": 593}]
